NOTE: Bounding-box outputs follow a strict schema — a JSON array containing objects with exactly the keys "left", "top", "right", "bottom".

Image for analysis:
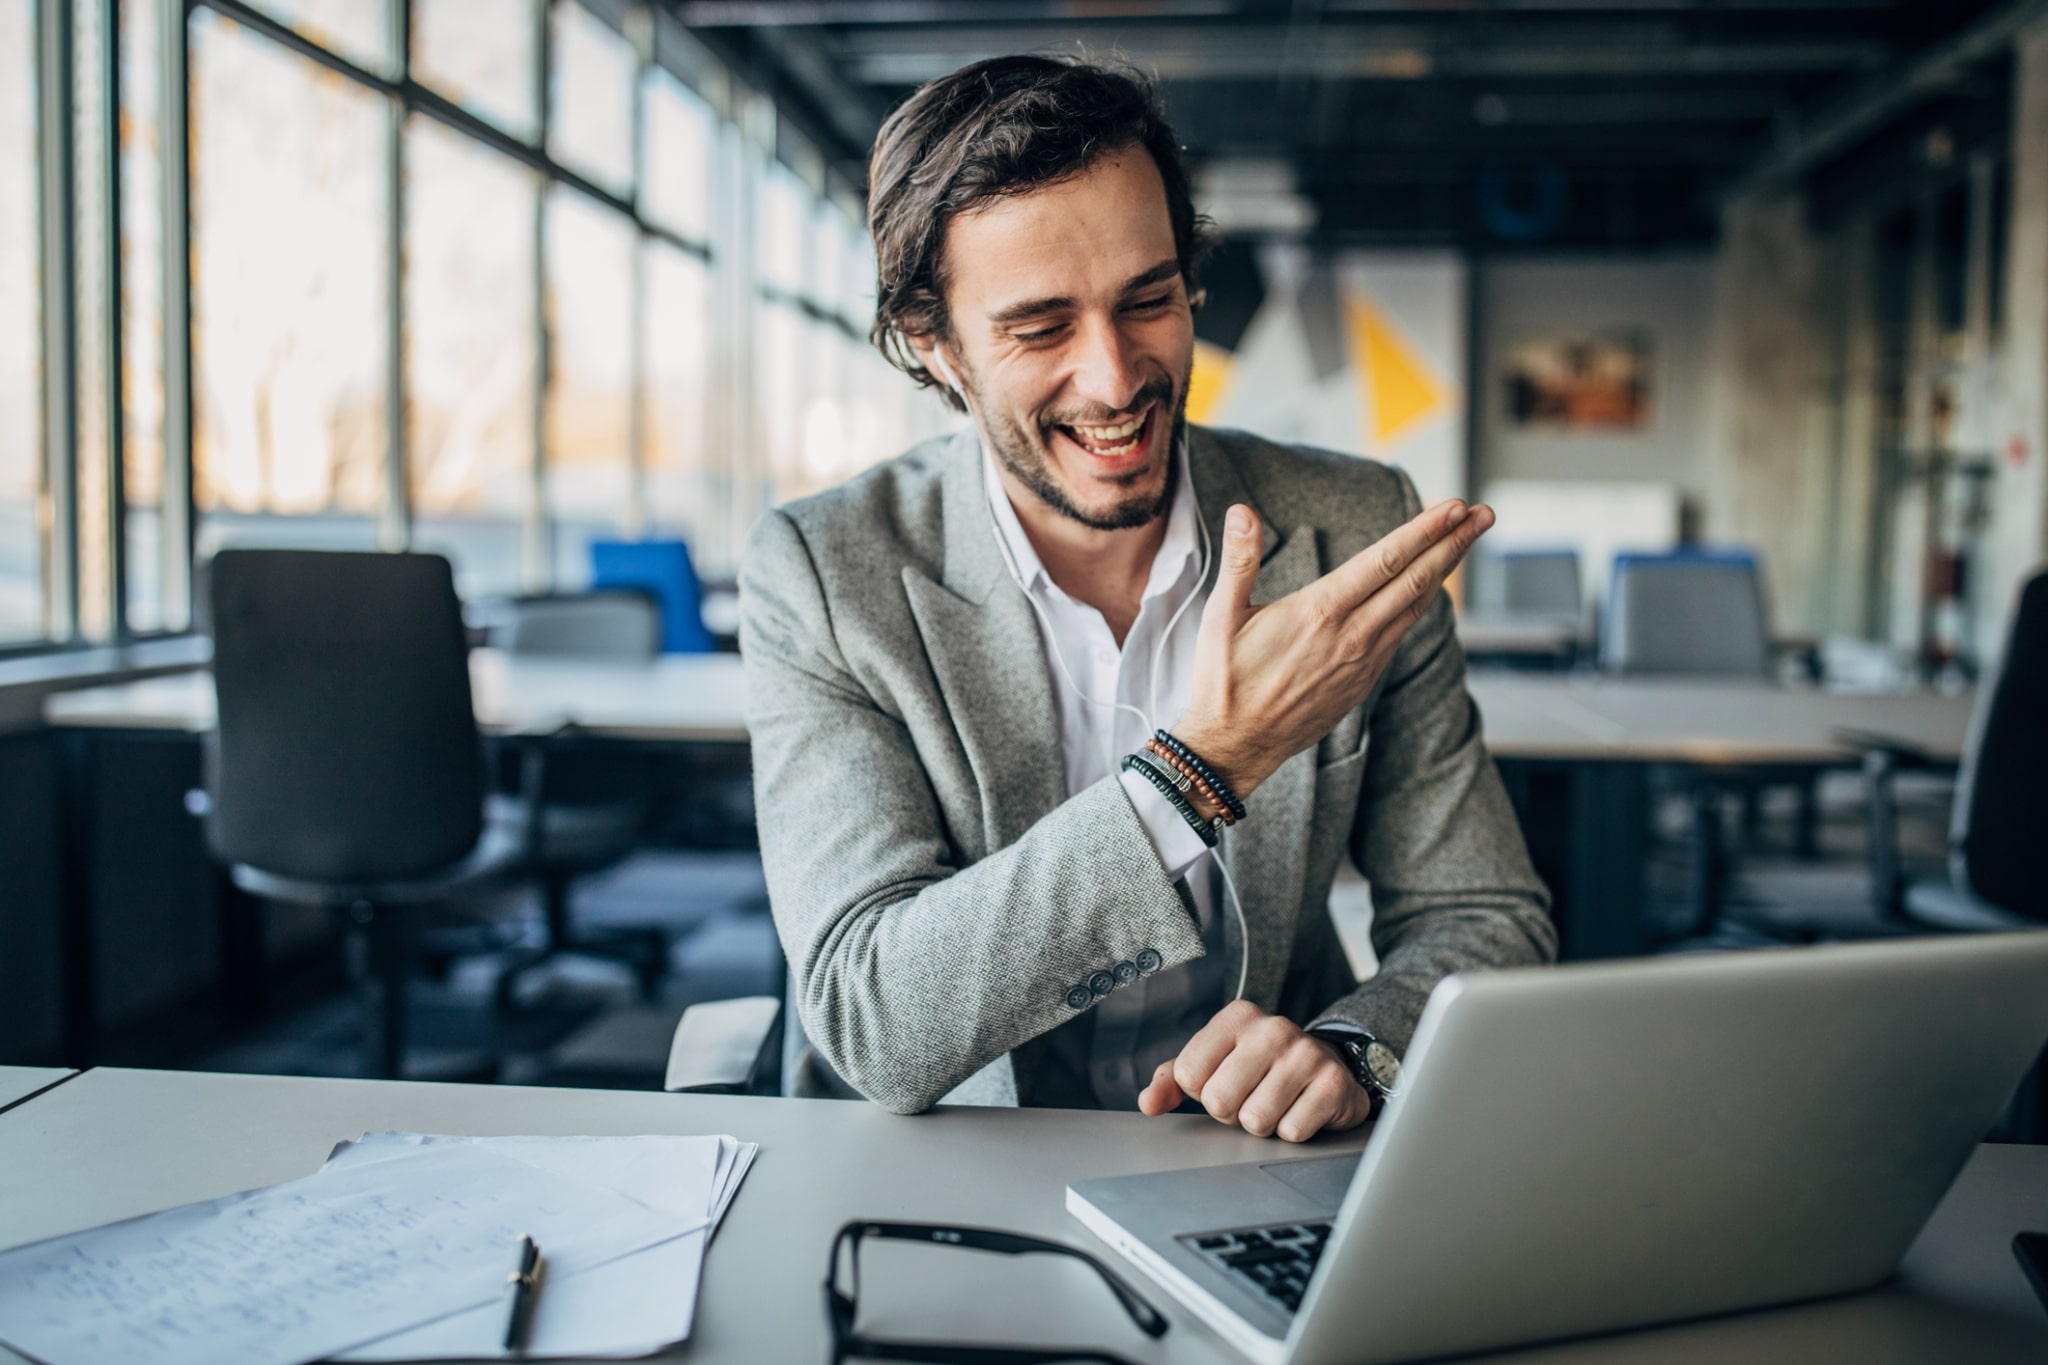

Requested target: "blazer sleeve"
[
  {"left": 739, "top": 508, "right": 1208, "bottom": 1114},
  {"left": 1310, "top": 473, "right": 1559, "bottom": 1055}
]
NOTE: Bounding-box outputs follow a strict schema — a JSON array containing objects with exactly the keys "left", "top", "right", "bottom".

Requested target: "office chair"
[
  {"left": 1857, "top": 569, "right": 2048, "bottom": 1141},
  {"left": 1601, "top": 550, "right": 1824, "bottom": 940},
  {"left": 589, "top": 539, "right": 716, "bottom": 653},
  {"left": 205, "top": 549, "right": 523, "bottom": 1079},
  {"left": 1499, "top": 548, "right": 1583, "bottom": 617},
  {"left": 1867, "top": 568, "right": 2047, "bottom": 931},
  {"left": 1600, "top": 550, "right": 1771, "bottom": 678},
  {"left": 487, "top": 590, "right": 671, "bottom": 1007}
]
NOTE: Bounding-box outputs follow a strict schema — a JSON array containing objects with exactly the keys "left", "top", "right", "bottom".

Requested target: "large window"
[
  {"left": 544, "top": 184, "right": 635, "bottom": 587},
  {"left": 412, "top": 0, "right": 538, "bottom": 143},
  {"left": 0, "top": 0, "right": 41, "bottom": 644},
  {"left": 189, "top": 9, "right": 389, "bottom": 557},
  {"left": 12, "top": 0, "right": 930, "bottom": 650},
  {"left": 405, "top": 116, "right": 537, "bottom": 599}
]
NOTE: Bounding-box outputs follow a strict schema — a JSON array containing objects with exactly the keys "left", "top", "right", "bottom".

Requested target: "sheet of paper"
[
  {"left": 330, "top": 1133, "right": 739, "bottom": 1361},
  {"left": 0, "top": 1145, "right": 699, "bottom": 1365}
]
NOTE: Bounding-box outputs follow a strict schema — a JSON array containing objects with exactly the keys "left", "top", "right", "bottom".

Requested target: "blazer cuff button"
[
  {"left": 1114, "top": 961, "right": 1138, "bottom": 984},
  {"left": 1135, "top": 949, "right": 1163, "bottom": 975},
  {"left": 1088, "top": 971, "right": 1117, "bottom": 997},
  {"left": 1065, "top": 985, "right": 1092, "bottom": 1010}
]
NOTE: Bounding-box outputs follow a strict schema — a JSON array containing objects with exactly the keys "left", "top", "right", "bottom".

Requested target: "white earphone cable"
[{"left": 956, "top": 355, "right": 1251, "bottom": 1002}]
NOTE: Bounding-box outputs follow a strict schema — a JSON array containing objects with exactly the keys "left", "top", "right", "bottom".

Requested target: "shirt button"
[
  {"left": 1114, "top": 961, "right": 1139, "bottom": 985},
  {"left": 1088, "top": 970, "right": 1116, "bottom": 997},
  {"left": 1135, "top": 949, "right": 1162, "bottom": 975},
  {"left": 1065, "top": 985, "right": 1092, "bottom": 1010}
]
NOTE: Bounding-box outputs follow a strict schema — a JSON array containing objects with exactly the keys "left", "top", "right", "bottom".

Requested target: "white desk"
[
  {"left": 42, "top": 650, "right": 750, "bottom": 743},
  {"left": 1469, "top": 675, "right": 1974, "bottom": 766},
  {"left": 1457, "top": 613, "right": 1581, "bottom": 662},
  {"left": 0, "top": 1067, "right": 72, "bottom": 1113},
  {"left": 1, "top": 1069, "right": 2043, "bottom": 1364}
]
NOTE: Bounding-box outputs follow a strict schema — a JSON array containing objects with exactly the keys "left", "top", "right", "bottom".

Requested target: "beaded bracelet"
[
  {"left": 1142, "top": 739, "right": 1235, "bottom": 826},
  {"left": 1153, "top": 730, "right": 1247, "bottom": 823},
  {"left": 1121, "top": 752, "right": 1220, "bottom": 848}
]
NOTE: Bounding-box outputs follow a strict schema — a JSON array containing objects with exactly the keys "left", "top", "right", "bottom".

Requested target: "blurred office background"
[{"left": 2, "top": 1, "right": 2044, "bottom": 1099}]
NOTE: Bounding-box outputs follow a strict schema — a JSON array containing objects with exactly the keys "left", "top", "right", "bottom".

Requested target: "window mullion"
[{"left": 159, "top": 0, "right": 192, "bottom": 632}]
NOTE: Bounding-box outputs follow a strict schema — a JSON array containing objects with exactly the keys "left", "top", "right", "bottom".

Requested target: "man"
[{"left": 740, "top": 55, "right": 1554, "bottom": 1142}]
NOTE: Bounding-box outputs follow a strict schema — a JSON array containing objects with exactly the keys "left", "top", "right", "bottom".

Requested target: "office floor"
[
  {"left": 119, "top": 768, "right": 1954, "bottom": 1093},
  {"left": 123, "top": 849, "right": 784, "bottom": 1090}
]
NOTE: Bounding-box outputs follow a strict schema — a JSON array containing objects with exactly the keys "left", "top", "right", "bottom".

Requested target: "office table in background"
[
  {"left": 0, "top": 1068, "right": 73, "bottom": 1114},
  {"left": 1467, "top": 675, "right": 1975, "bottom": 958},
  {"left": 42, "top": 650, "right": 752, "bottom": 742},
  {"left": 0, "top": 1068, "right": 2042, "bottom": 1364}
]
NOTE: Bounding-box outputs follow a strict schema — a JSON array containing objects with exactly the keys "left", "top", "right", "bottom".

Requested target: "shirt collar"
[{"left": 981, "top": 438, "right": 1199, "bottom": 605}]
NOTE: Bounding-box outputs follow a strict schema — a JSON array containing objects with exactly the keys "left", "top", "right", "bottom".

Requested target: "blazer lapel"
[
  {"left": 902, "top": 432, "right": 1065, "bottom": 859},
  {"left": 1188, "top": 429, "right": 1326, "bottom": 1008}
]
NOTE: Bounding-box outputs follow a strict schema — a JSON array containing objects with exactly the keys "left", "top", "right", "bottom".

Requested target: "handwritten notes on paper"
[{"left": 0, "top": 1144, "right": 703, "bottom": 1365}]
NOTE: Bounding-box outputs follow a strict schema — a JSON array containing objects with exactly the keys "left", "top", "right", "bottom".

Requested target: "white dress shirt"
[{"left": 983, "top": 445, "right": 1229, "bottom": 1108}]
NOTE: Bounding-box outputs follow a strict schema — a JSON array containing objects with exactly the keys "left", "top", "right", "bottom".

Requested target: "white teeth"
[{"left": 1069, "top": 412, "right": 1146, "bottom": 441}]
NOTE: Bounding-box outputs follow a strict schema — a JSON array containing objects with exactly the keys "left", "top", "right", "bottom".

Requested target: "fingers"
[
  {"left": 1346, "top": 503, "right": 1493, "bottom": 645},
  {"left": 1199, "top": 504, "right": 1264, "bottom": 631},
  {"left": 1315, "top": 498, "right": 1471, "bottom": 617},
  {"left": 1185, "top": 1007, "right": 1303, "bottom": 1129},
  {"left": 1138, "top": 1060, "right": 1184, "bottom": 1116},
  {"left": 1171, "top": 999, "right": 1263, "bottom": 1107},
  {"left": 1233, "top": 1034, "right": 1332, "bottom": 1138},
  {"left": 1275, "top": 1065, "right": 1371, "bottom": 1143}
]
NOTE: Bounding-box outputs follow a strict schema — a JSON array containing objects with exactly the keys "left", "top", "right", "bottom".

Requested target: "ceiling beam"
[
  {"left": 1728, "top": 0, "right": 2048, "bottom": 196},
  {"left": 830, "top": 25, "right": 1891, "bottom": 84},
  {"left": 675, "top": 0, "right": 1235, "bottom": 25}
]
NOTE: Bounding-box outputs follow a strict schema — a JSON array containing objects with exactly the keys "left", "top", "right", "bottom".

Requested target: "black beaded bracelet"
[
  {"left": 1153, "top": 730, "right": 1247, "bottom": 823},
  {"left": 1121, "top": 752, "right": 1220, "bottom": 848}
]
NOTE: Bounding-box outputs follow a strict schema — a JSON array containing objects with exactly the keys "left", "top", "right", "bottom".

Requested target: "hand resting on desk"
[{"left": 1138, "top": 1000, "right": 1373, "bottom": 1142}]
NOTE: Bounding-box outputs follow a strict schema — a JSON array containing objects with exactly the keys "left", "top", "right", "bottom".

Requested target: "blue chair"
[
  {"left": 1601, "top": 549, "right": 1769, "bottom": 677},
  {"left": 589, "top": 540, "right": 715, "bottom": 654}
]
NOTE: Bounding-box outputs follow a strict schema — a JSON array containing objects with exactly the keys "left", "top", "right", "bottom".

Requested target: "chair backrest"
[
  {"left": 1500, "top": 549, "right": 1582, "bottom": 616},
  {"left": 1600, "top": 550, "right": 1770, "bottom": 677},
  {"left": 589, "top": 539, "right": 715, "bottom": 653},
  {"left": 206, "top": 549, "right": 484, "bottom": 883},
  {"left": 1950, "top": 569, "right": 2048, "bottom": 921},
  {"left": 491, "top": 590, "right": 660, "bottom": 660}
]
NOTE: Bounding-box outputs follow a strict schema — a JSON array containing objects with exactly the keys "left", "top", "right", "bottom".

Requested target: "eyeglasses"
[{"left": 824, "top": 1220, "right": 1170, "bottom": 1364}]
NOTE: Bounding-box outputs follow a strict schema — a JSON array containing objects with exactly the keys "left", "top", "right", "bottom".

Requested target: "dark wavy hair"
[{"left": 865, "top": 54, "right": 1213, "bottom": 411}]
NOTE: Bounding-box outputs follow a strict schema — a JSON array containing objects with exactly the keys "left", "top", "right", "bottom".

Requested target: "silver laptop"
[{"left": 1068, "top": 933, "right": 2048, "bottom": 1364}]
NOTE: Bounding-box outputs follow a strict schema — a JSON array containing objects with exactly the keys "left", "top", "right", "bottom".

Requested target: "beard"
[{"left": 963, "top": 358, "right": 1192, "bottom": 532}]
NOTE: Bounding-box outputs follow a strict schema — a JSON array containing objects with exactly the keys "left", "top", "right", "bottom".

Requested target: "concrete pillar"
[
  {"left": 1707, "top": 189, "right": 1828, "bottom": 638},
  {"left": 1987, "top": 22, "right": 2048, "bottom": 649}
]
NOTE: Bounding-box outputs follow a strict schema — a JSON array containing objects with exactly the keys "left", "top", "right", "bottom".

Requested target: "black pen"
[{"left": 503, "top": 1233, "right": 543, "bottom": 1354}]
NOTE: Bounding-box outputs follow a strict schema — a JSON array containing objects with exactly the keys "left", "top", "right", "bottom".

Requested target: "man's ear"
[{"left": 912, "top": 336, "right": 967, "bottom": 403}]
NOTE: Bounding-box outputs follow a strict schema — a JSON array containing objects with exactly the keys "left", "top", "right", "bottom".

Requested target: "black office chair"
[
  {"left": 487, "top": 591, "right": 669, "bottom": 1007},
  {"left": 1857, "top": 569, "right": 2046, "bottom": 1140},
  {"left": 206, "top": 549, "right": 524, "bottom": 1079},
  {"left": 1868, "top": 568, "right": 2047, "bottom": 931}
]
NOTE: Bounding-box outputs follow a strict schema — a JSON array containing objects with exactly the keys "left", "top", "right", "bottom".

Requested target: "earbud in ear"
[{"left": 930, "top": 350, "right": 966, "bottom": 402}]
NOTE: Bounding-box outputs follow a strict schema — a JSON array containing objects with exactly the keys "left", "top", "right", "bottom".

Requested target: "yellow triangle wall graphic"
[
  {"left": 1187, "top": 339, "right": 1235, "bottom": 425},
  {"left": 1345, "top": 292, "right": 1445, "bottom": 449}
]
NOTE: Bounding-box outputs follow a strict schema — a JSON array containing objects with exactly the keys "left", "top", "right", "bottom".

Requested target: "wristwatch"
[{"left": 1310, "top": 1027, "right": 1402, "bottom": 1118}]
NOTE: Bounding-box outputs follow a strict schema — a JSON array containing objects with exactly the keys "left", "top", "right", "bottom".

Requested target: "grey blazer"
[{"left": 739, "top": 424, "right": 1556, "bottom": 1114}]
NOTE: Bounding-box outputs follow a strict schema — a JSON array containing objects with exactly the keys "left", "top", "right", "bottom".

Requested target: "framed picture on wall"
[{"left": 1504, "top": 330, "right": 1653, "bottom": 431}]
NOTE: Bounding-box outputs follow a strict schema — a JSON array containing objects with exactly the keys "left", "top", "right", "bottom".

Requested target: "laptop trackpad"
[{"left": 1260, "top": 1154, "right": 1362, "bottom": 1213}]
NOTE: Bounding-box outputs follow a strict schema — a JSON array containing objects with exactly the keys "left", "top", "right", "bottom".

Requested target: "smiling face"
[{"left": 919, "top": 148, "right": 1195, "bottom": 532}]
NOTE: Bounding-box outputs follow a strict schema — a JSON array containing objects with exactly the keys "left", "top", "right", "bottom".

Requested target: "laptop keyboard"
[{"left": 1184, "top": 1221, "right": 1333, "bottom": 1316}]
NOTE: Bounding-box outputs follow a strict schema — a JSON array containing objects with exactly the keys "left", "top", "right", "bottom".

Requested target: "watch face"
[{"left": 1363, "top": 1041, "right": 1401, "bottom": 1094}]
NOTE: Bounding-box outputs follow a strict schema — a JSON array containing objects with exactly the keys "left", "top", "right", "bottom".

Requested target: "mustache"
[{"left": 1039, "top": 375, "right": 1177, "bottom": 431}]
